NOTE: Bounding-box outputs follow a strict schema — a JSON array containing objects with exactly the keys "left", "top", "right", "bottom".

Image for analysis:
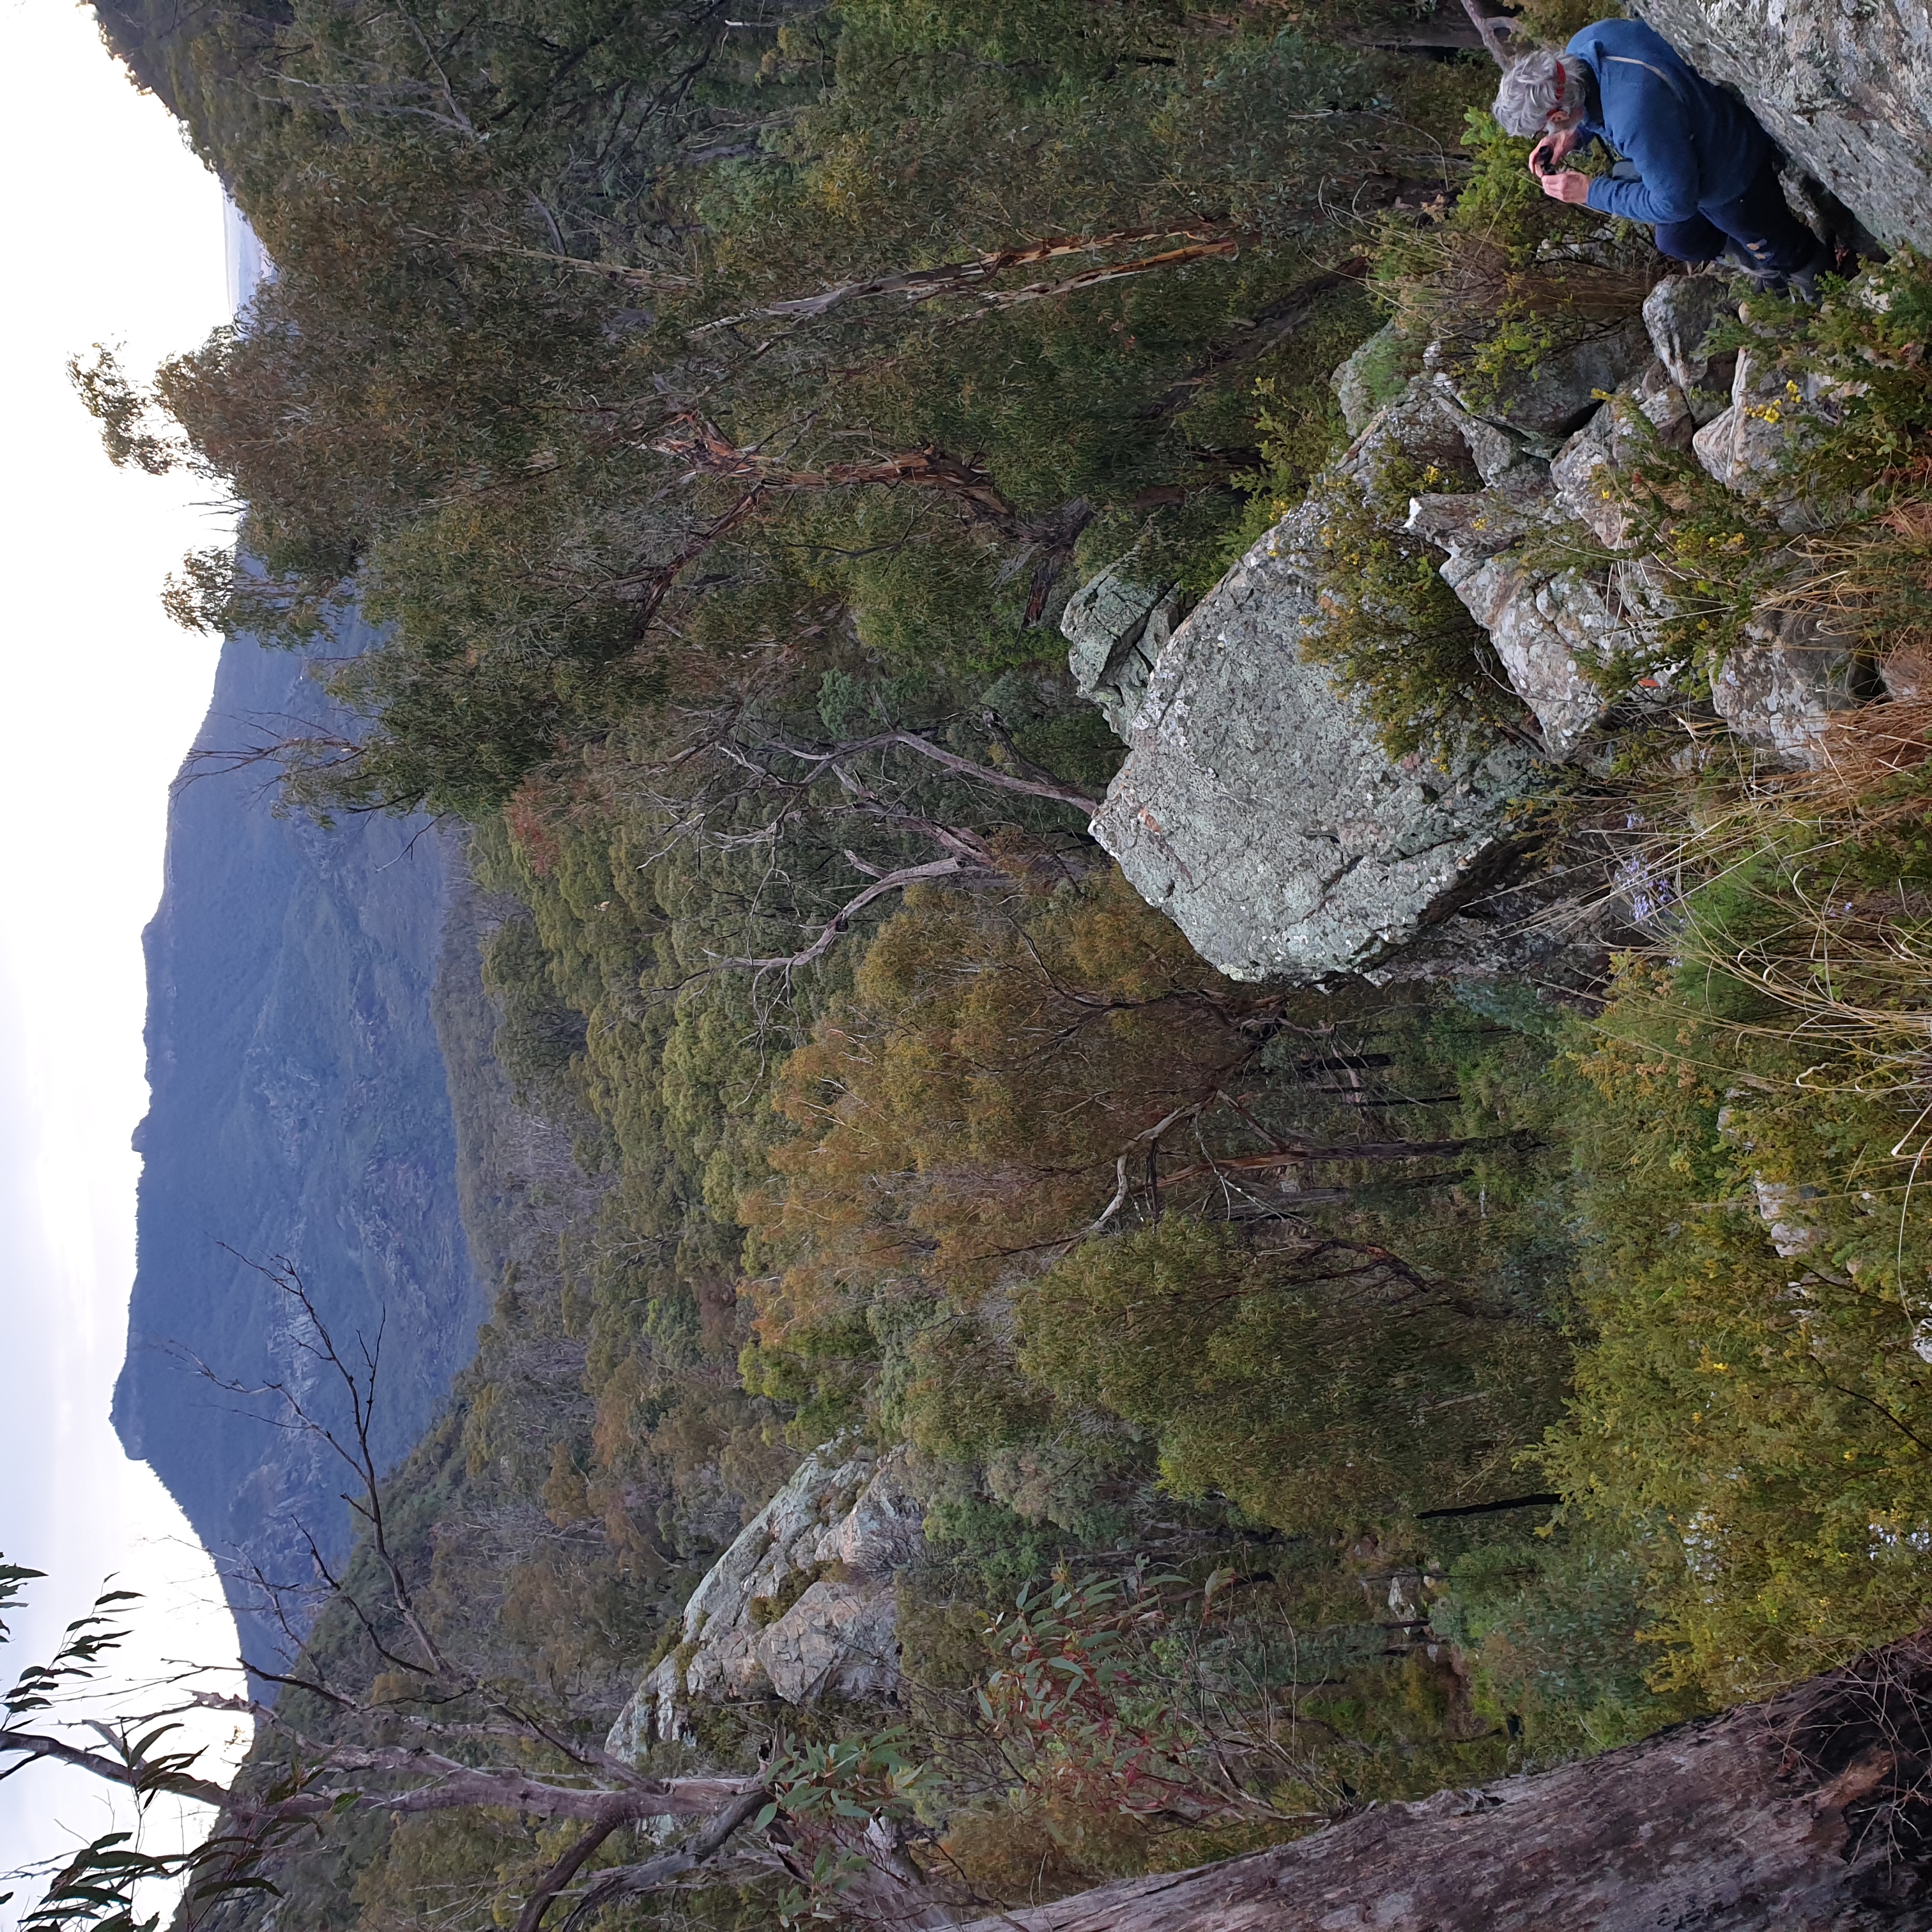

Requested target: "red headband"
[{"left": 1551, "top": 60, "right": 1566, "bottom": 109}]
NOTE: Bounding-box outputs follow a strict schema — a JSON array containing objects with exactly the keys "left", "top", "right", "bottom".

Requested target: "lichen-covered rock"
[
  {"left": 1642, "top": 275, "right": 1735, "bottom": 414},
  {"left": 605, "top": 1439, "right": 924, "bottom": 1756},
  {"left": 1405, "top": 468, "right": 1554, "bottom": 558},
  {"left": 1710, "top": 595, "right": 1865, "bottom": 766},
  {"left": 1441, "top": 549, "right": 1620, "bottom": 760},
  {"left": 1062, "top": 567, "right": 1185, "bottom": 741},
  {"left": 1631, "top": 0, "right": 1932, "bottom": 254},
  {"left": 1692, "top": 346, "right": 1863, "bottom": 529},
  {"left": 1450, "top": 316, "right": 1655, "bottom": 441},
  {"left": 1416, "top": 399, "right": 1691, "bottom": 759},
  {"left": 1343, "top": 377, "right": 1490, "bottom": 492},
  {"left": 1411, "top": 436, "right": 1624, "bottom": 757},
  {"left": 1549, "top": 410, "right": 1629, "bottom": 551},
  {"left": 1087, "top": 500, "right": 1537, "bottom": 984}
]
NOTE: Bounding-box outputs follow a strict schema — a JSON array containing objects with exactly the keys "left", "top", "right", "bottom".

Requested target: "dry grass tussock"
[{"left": 1614, "top": 695, "right": 1932, "bottom": 1100}]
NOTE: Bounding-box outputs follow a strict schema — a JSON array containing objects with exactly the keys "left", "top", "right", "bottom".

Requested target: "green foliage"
[
  {"left": 0, "top": 1567, "right": 286, "bottom": 1932},
  {"left": 1431, "top": 1526, "right": 1689, "bottom": 1759},
  {"left": 92, "top": 6, "right": 1932, "bottom": 1920},
  {"left": 84, "top": 0, "right": 1502, "bottom": 812},
  {"left": 1371, "top": 112, "right": 1653, "bottom": 411},
  {"left": 1543, "top": 937, "right": 1932, "bottom": 1702},
  {"left": 1508, "top": 0, "right": 1626, "bottom": 45},
  {"left": 1221, "top": 286, "right": 1385, "bottom": 568},
  {"left": 1296, "top": 445, "right": 1524, "bottom": 758},
  {"left": 1020, "top": 1216, "right": 1568, "bottom": 1533}
]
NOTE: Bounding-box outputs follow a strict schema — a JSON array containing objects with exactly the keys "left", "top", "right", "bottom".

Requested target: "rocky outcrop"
[
  {"left": 1088, "top": 492, "right": 1538, "bottom": 985},
  {"left": 1632, "top": 0, "right": 1932, "bottom": 254},
  {"left": 1080, "top": 224, "right": 1901, "bottom": 976},
  {"left": 1641, "top": 275, "right": 1735, "bottom": 417},
  {"left": 1690, "top": 344, "right": 1864, "bottom": 533},
  {"left": 1446, "top": 316, "right": 1655, "bottom": 443},
  {"left": 1711, "top": 595, "right": 1869, "bottom": 763},
  {"left": 606, "top": 1439, "right": 924, "bottom": 1756}
]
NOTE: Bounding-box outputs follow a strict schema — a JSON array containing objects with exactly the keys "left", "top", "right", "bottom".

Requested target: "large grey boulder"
[
  {"left": 1632, "top": 0, "right": 1932, "bottom": 254},
  {"left": 1088, "top": 500, "right": 1538, "bottom": 985},
  {"left": 606, "top": 1438, "right": 924, "bottom": 1755}
]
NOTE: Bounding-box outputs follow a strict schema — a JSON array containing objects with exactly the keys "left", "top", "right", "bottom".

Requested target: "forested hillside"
[{"left": 61, "top": 0, "right": 1932, "bottom": 1920}]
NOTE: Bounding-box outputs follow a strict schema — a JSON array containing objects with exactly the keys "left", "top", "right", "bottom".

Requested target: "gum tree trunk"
[{"left": 953, "top": 1633, "right": 1932, "bottom": 1930}]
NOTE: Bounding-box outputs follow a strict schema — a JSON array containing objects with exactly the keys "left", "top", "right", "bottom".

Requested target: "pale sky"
[{"left": 0, "top": 0, "right": 252, "bottom": 1905}]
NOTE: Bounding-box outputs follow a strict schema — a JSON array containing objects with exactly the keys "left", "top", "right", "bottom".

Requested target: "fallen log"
[{"left": 951, "top": 1630, "right": 1932, "bottom": 1930}]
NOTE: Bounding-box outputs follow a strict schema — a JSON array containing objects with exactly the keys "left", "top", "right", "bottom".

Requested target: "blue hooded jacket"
[{"left": 1563, "top": 19, "right": 1772, "bottom": 224}]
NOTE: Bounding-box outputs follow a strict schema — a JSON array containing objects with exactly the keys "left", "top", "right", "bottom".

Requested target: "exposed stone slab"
[
  {"left": 1087, "top": 503, "right": 1538, "bottom": 984},
  {"left": 1692, "top": 347, "right": 1865, "bottom": 533},
  {"left": 1642, "top": 275, "right": 1735, "bottom": 419},
  {"left": 1441, "top": 549, "right": 1620, "bottom": 761},
  {"left": 1449, "top": 316, "right": 1654, "bottom": 441},
  {"left": 1632, "top": 0, "right": 1932, "bottom": 254}
]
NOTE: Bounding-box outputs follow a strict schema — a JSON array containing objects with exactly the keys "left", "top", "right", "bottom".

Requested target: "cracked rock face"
[
  {"left": 1087, "top": 498, "right": 1537, "bottom": 985},
  {"left": 1690, "top": 346, "right": 1861, "bottom": 530},
  {"left": 606, "top": 1439, "right": 924, "bottom": 1755},
  {"left": 1442, "top": 551, "right": 1621, "bottom": 762},
  {"left": 1641, "top": 275, "right": 1735, "bottom": 418},
  {"left": 1632, "top": 0, "right": 1932, "bottom": 253},
  {"left": 1062, "top": 566, "right": 1186, "bottom": 742}
]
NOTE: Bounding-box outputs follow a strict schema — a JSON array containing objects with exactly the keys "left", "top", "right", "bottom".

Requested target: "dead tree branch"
[
  {"left": 555, "top": 1788, "right": 774, "bottom": 1930},
  {"left": 710, "top": 857, "right": 967, "bottom": 972},
  {"left": 698, "top": 222, "right": 1241, "bottom": 330},
  {"left": 1460, "top": 0, "right": 1526, "bottom": 68}
]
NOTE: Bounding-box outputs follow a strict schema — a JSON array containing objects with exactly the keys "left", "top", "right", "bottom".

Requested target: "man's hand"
[
  {"left": 1538, "top": 168, "right": 1593, "bottom": 206},
  {"left": 1528, "top": 126, "right": 1579, "bottom": 178}
]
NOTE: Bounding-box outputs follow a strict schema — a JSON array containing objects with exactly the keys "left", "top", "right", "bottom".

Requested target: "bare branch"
[
  {"left": 761, "top": 728, "right": 1100, "bottom": 815},
  {"left": 1460, "top": 0, "right": 1526, "bottom": 68},
  {"left": 556, "top": 1788, "right": 772, "bottom": 1931},
  {"left": 697, "top": 222, "right": 1241, "bottom": 330},
  {"left": 512, "top": 1814, "right": 627, "bottom": 1932},
  {"left": 1091, "top": 1101, "right": 1208, "bottom": 1232},
  {"left": 710, "top": 857, "right": 967, "bottom": 972}
]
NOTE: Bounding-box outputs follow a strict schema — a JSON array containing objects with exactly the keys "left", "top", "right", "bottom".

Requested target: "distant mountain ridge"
[{"left": 114, "top": 618, "right": 485, "bottom": 1680}]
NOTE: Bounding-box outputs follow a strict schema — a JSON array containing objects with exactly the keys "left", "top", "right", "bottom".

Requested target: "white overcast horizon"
[{"left": 0, "top": 0, "right": 254, "bottom": 1906}]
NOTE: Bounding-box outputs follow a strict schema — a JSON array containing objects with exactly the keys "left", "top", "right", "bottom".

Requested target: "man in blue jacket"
[{"left": 1494, "top": 19, "right": 1829, "bottom": 296}]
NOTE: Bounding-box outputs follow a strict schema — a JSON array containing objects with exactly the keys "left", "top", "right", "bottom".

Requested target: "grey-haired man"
[{"left": 1494, "top": 20, "right": 1829, "bottom": 298}]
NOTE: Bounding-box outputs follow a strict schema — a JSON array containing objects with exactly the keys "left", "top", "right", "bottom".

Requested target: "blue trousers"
[{"left": 1651, "top": 158, "right": 1821, "bottom": 275}]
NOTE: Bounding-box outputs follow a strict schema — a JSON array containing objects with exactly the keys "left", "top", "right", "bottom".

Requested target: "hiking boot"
[
  {"left": 1777, "top": 240, "right": 1836, "bottom": 304},
  {"left": 1717, "top": 240, "right": 1779, "bottom": 288}
]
